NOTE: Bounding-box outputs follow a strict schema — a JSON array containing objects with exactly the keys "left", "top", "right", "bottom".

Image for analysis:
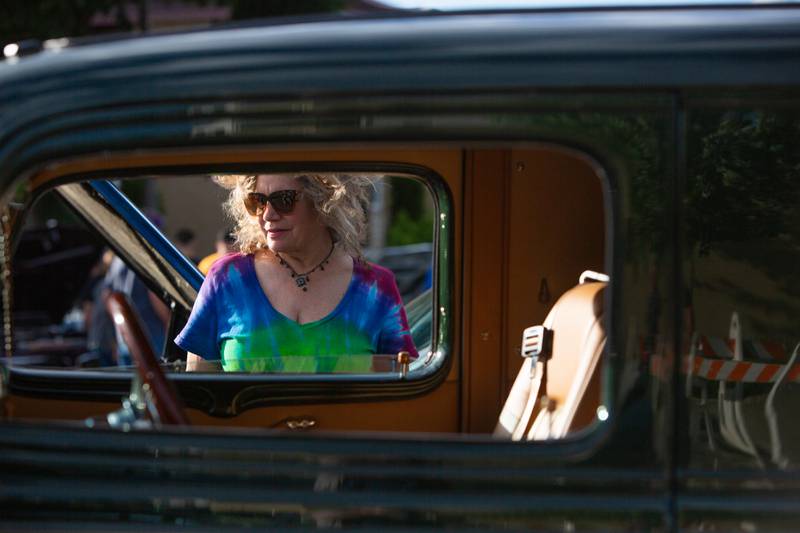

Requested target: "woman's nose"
[{"left": 261, "top": 202, "right": 281, "bottom": 221}]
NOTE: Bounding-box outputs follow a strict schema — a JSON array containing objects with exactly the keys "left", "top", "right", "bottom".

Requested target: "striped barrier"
[
  {"left": 683, "top": 355, "right": 800, "bottom": 384},
  {"left": 647, "top": 335, "right": 799, "bottom": 384},
  {"left": 687, "top": 334, "right": 798, "bottom": 383},
  {"left": 696, "top": 335, "right": 788, "bottom": 363}
]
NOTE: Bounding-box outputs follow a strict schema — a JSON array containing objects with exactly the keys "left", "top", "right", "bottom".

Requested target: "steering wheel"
[{"left": 105, "top": 291, "right": 190, "bottom": 426}]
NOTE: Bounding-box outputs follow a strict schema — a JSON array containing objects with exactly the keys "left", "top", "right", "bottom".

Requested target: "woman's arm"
[
  {"left": 177, "top": 261, "right": 225, "bottom": 372},
  {"left": 373, "top": 267, "right": 419, "bottom": 360},
  {"left": 186, "top": 352, "right": 221, "bottom": 372}
]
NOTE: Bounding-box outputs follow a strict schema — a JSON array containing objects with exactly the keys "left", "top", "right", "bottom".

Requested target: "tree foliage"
[{"left": 686, "top": 111, "right": 800, "bottom": 256}]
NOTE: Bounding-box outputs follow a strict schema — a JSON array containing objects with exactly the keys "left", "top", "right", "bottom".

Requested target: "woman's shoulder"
[
  {"left": 354, "top": 260, "right": 399, "bottom": 291},
  {"left": 204, "top": 252, "right": 253, "bottom": 282}
]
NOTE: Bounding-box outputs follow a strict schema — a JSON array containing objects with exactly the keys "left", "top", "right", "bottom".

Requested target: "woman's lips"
[{"left": 267, "top": 228, "right": 288, "bottom": 238}]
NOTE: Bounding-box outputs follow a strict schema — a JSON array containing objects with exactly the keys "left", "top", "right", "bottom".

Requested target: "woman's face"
[{"left": 252, "top": 174, "right": 327, "bottom": 255}]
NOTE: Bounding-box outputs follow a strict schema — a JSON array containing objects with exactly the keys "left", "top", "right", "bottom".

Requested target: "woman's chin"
[{"left": 267, "top": 240, "right": 292, "bottom": 254}]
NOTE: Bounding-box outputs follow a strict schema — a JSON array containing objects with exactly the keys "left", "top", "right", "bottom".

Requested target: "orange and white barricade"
[{"left": 680, "top": 313, "right": 800, "bottom": 468}]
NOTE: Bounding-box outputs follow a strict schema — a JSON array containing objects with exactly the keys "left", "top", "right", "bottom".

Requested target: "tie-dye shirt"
[{"left": 175, "top": 253, "right": 417, "bottom": 373}]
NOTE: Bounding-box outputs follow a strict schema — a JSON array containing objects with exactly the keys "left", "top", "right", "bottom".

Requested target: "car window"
[
  {"left": 10, "top": 172, "right": 437, "bottom": 376},
  {"left": 682, "top": 107, "right": 800, "bottom": 470}
]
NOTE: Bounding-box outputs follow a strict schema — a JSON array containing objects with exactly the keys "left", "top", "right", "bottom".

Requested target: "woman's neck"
[{"left": 274, "top": 237, "right": 335, "bottom": 273}]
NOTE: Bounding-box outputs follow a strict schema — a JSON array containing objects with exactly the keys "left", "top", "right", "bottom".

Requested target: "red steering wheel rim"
[{"left": 106, "top": 291, "right": 189, "bottom": 426}]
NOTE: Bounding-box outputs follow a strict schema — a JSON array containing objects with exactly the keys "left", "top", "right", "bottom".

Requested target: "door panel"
[{"left": 462, "top": 148, "right": 606, "bottom": 433}]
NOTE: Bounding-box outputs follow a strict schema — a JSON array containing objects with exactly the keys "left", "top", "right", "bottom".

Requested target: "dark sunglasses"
[{"left": 243, "top": 190, "right": 301, "bottom": 216}]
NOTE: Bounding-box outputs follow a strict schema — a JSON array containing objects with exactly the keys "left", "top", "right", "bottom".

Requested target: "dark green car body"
[{"left": 1, "top": 4, "right": 800, "bottom": 531}]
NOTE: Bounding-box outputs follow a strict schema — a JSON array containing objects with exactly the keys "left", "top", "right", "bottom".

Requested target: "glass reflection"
[{"left": 683, "top": 109, "right": 800, "bottom": 470}]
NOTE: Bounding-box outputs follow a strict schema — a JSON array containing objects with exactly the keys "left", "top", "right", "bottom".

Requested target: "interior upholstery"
[{"left": 495, "top": 280, "right": 607, "bottom": 440}]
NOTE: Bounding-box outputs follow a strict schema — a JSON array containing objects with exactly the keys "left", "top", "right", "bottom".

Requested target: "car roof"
[
  {"left": 384, "top": 0, "right": 800, "bottom": 9},
  {"left": 3, "top": 5, "right": 800, "bottom": 94},
  {"left": 1, "top": 4, "right": 799, "bottom": 192}
]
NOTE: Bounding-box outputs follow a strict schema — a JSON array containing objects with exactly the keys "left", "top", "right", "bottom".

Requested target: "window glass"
[
  {"left": 683, "top": 109, "right": 800, "bottom": 470},
  {"left": 10, "top": 173, "right": 437, "bottom": 377}
]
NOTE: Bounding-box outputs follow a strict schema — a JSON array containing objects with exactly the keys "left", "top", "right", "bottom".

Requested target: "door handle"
[{"left": 285, "top": 417, "right": 317, "bottom": 430}]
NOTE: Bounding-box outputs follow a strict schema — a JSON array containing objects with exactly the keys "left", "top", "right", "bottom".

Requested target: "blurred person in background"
[
  {"left": 175, "top": 227, "right": 200, "bottom": 264},
  {"left": 102, "top": 254, "right": 170, "bottom": 365},
  {"left": 197, "top": 227, "right": 237, "bottom": 275}
]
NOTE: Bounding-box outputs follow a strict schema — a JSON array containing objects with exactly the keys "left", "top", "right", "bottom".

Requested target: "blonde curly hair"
[{"left": 213, "top": 173, "right": 373, "bottom": 259}]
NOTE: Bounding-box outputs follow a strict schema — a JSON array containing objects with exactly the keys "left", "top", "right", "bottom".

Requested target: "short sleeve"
[
  {"left": 376, "top": 271, "right": 419, "bottom": 360},
  {"left": 174, "top": 269, "right": 220, "bottom": 360}
]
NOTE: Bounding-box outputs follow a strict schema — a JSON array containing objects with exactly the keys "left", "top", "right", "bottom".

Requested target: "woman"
[{"left": 175, "top": 173, "right": 418, "bottom": 373}]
